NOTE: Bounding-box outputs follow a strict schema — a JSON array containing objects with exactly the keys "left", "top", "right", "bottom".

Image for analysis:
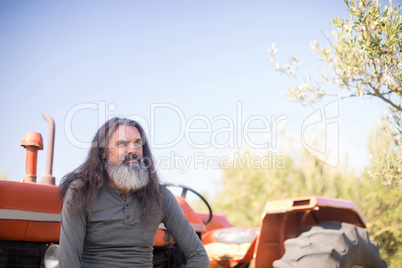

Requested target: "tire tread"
[{"left": 273, "top": 221, "right": 387, "bottom": 268}]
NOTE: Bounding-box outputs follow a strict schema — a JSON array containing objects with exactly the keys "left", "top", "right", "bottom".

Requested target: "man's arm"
[
  {"left": 59, "top": 187, "right": 86, "bottom": 268},
  {"left": 162, "top": 188, "right": 209, "bottom": 268}
]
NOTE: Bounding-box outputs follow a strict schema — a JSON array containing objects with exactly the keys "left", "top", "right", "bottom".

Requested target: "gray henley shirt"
[{"left": 59, "top": 183, "right": 209, "bottom": 267}]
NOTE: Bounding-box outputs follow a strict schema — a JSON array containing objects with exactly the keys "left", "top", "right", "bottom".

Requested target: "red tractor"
[{"left": 0, "top": 115, "right": 386, "bottom": 267}]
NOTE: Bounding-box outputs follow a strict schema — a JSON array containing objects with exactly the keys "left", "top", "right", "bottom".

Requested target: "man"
[{"left": 59, "top": 117, "right": 209, "bottom": 267}]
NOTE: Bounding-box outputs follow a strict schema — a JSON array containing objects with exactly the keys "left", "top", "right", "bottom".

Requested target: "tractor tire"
[{"left": 273, "top": 221, "right": 387, "bottom": 268}]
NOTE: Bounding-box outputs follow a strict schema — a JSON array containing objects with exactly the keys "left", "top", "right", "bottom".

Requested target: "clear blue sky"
[{"left": 0, "top": 0, "right": 388, "bottom": 196}]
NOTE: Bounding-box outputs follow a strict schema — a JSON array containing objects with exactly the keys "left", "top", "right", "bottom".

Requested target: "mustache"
[{"left": 122, "top": 153, "right": 141, "bottom": 162}]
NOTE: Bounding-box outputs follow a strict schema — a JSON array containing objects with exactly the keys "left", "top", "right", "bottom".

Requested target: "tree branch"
[{"left": 368, "top": 81, "right": 402, "bottom": 111}]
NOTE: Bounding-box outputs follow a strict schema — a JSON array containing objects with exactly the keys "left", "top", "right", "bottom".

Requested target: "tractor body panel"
[
  {"left": 254, "top": 195, "right": 366, "bottom": 267},
  {"left": 0, "top": 181, "right": 61, "bottom": 243}
]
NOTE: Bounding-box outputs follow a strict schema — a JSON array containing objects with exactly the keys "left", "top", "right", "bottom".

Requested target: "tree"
[
  {"left": 367, "top": 115, "right": 402, "bottom": 185},
  {"left": 361, "top": 117, "right": 402, "bottom": 267},
  {"left": 268, "top": 0, "right": 402, "bottom": 124}
]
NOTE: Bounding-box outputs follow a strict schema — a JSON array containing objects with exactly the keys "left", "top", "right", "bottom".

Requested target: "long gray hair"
[{"left": 60, "top": 117, "right": 162, "bottom": 222}]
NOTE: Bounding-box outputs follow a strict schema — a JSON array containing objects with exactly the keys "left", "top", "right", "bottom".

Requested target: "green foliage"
[
  {"left": 363, "top": 117, "right": 402, "bottom": 267},
  {"left": 209, "top": 118, "right": 401, "bottom": 267},
  {"left": 268, "top": 0, "right": 402, "bottom": 117},
  {"left": 367, "top": 115, "right": 402, "bottom": 185},
  {"left": 210, "top": 147, "right": 360, "bottom": 227},
  {"left": 211, "top": 154, "right": 295, "bottom": 227},
  {"left": 360, "top": 178, "right": 402, "bottom": 267}
]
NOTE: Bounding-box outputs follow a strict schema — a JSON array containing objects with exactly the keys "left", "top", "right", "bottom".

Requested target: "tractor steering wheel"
[{"left": 165, "top": 183, "right": 213, "bottom": 225}]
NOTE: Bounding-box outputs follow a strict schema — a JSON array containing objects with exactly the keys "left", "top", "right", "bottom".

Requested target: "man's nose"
[{"left": 126, "top": 142, "right": 140, "bottom": 153}]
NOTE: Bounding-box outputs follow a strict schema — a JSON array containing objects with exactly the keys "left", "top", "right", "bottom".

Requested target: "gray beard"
[{"left": 105, "top": 159, "right": 149, "bottom": 192}]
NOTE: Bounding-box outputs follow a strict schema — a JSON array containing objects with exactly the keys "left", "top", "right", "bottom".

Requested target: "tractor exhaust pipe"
[
  {"left": 20, "top": 113, "right": 56, "bottom": 185},
  {"left": 21, "top": 132, "right": 43, "bottom": 183},
  {"left": 41, "top": 113, "right": 56, "bottom": 185}
]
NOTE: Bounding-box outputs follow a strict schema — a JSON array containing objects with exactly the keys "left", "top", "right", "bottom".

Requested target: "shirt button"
[
  {"left": 125, "top": 203, "right": 129, "bottom": 207},
  {"left": 119, "top": 193, "right": 124, "bottom": 197},
  {"left": 126, "top": 215, "right": 129, "bottom": 219}
]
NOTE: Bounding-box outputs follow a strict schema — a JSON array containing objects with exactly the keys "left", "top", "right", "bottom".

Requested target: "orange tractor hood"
[
  {"left": 0, "top": 181, "right": 61, "bottom": 242},
  {"left": 0, "top": 181, "right": 206, "bottom": 245}
]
